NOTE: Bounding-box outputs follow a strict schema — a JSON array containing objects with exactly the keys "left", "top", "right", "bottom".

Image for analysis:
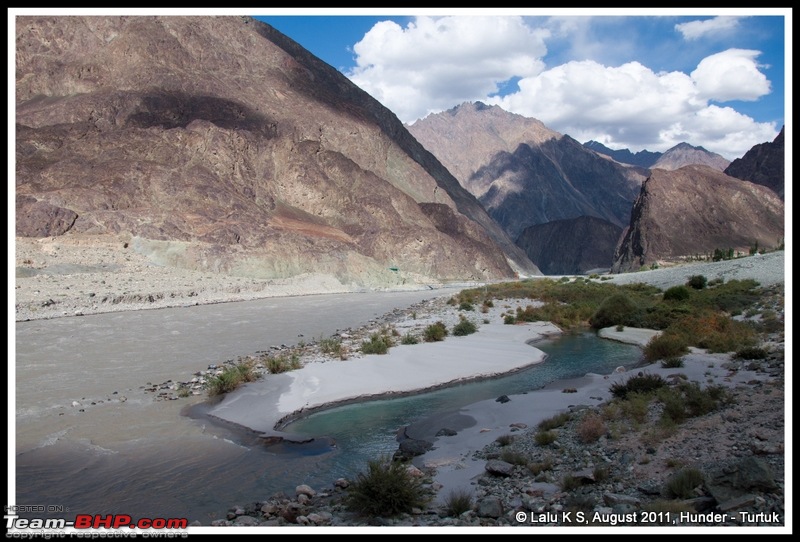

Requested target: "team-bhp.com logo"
[{"left": 6, "top": 511, "right": 189, "bottom": 537}]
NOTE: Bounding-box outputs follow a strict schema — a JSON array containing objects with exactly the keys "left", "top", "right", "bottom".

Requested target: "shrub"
[
  {"left": 319, "top": 336, "right": 342, "bottom": 356},
  {"left": 265, "top": 354, "right": 301, "bottom": 374},
  {"left": 400, "top": 332, "right": 419, "bottom": 345},
  {"left": 537, "top": 412, "right": 571, "bottom": 431},
  {"left": 500, "top": 449, "right": 529, "bottom": 466},
  {"left": 534, "top": 430, "right": 557, "bottom": 446},
  {"left": 503, "top": 314, "right": 516, "bottom": 325},
  {"left": 643, "top": 333, "right": 689, "bottom": 362},
  {"left": 561, "top": 474, "right": 582, "bottom": 491},
  {"left": 528, "top": 457, "right": 554, "bottom": 475},
  {"left": 687, "top": 275, "right": 708, "bottom": 290},
  {"left": 443, "top": 488, "right": 473, "bottom": 517},
  {"left": 495, "top": 434, "right": 515, "bottom": 446},
  {"left": 589, "top": 293, "right": 639, "bottom": 329},
  {"left": 458, "top": 301, "right": 474, "bottom": 312},
  {"left": 576, "top": 412, "right": 606, "bottom": 443},
  {"left": 206, "top": 360, "right": 259, "bottom": 396},
  {"left": 452, "top": 317, "right": 477, "bottom": 336},
  {"left": 734, "top": 346, "right": 768, "bottom": 360},
  {"left": 610, "top": 373, "right": 667, "bottom": 399},
  {"left": 660, "top": 357, "right": 684, "bottom": 368},
  {"left": 619, "top": 393, "right": 652, "bottom": 424},
  {"left": 423, "top": 321, "right": 448, "bottom": 342},
  {"left": 663, "top": 286, "right": 691, "bottom": 302},
  {"left": 344, "top": 457, "right": 430, "bottom": 517},
  {"left": 664, "top": 468, "right": 704, "bottom": 499},
  {"left": 361, "top": 333, "right": 391, "bottom": 355}
]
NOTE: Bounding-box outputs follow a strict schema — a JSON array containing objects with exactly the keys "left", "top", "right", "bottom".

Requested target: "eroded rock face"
[
  {"left": 515, "top": 216, "right": 623, "bottom": 275},
  {"left": 15, "top": 16, "right": 536, "bottom": 284},
  {"left": 612, "top": 165, "right": 785, "bottom": 273},
  {"left": 724, "top": 127, "right": 785, "bottom": 200}
]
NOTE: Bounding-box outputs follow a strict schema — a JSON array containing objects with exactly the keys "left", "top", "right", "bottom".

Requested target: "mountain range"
[
  {"left": 15, "top": 17, "right": 785, "bottom": 281},
  {"left": 583, "top": 141, "right": 731, "bottom": 171}
]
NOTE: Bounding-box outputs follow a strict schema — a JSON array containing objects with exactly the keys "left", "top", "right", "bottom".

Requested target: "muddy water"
[{"left": 13, "top": 289, "right": 461, "bottom": 524}]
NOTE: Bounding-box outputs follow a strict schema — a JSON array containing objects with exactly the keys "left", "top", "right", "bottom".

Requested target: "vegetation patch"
[
  {"left": 423, "top": 321, "right": 448, "bottom": 342},
  {"left": 344, "top": 457, "right": 430, "bottom": 518}
]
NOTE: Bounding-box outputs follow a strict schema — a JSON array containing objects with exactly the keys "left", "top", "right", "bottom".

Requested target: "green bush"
[
  {"left": 503, "top": 314, "right": 516, "bottom": 325},
  {"left": 663, "top": 286, "right": 691, "bottom": 302},
  {"left": 319, "top": 336, "right": 342, "bottom": 355},
  {"left": 423, "top": 321, "right": 448, "bottom": 342},
  {"left": 734, "top": 346, "right": 768, "bottom": 360},
  {"left": 265, "top": 354, "right": 301, "bottom": 374},
  {"left": 443, "top": 488, "right": 473, "bottom": 517},
  {"left": 537, "top": 412, "right": 571, "bottom": 431},
  {"left": 452, "top": 317, "right": 477, "bottom": 336},
  {"left": 610, "top": 373, "right": 667, "bottom": 399},
  {"left": 459, "top": 301, "right": 474, "bottom": 312},
  {"left": 500, "top": 449, "right": 529, "bottom": 466},
  {"left": 206, "top": 360, "right": 259, "bottom": 396},
  {"left": 660, "top": 357, "right": 684, "bottom": 368},
  {"left": 664, "top": 468, "right": 704, "bottom": 499},
  {"left": 687, "top": 275, "right": 708, "bottom": 290},
  {"left": 400, "top": 332, "right": 419, "bottom": 345},
  {"left": 361, "top": 333, "right": 391, "bottom": 354},
  {"left": 495, "top": 434, "right": 515, "bottom": 446},
  {"left": 534, "top": 430, "right": 557, "bottom": 446},
  {"left": 344, "top": 457, "right": 429, "bottom": 517},
  {"left": 643, "top": 333, "right": 690, "bottom": 362},
  {"left": 589, "top": 293, "right": 639, "bottom": 329}
]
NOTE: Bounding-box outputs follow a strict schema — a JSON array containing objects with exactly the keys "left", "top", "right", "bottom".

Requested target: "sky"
[{"left": 254, "top": 8, "right": 789, "bottom": 161}]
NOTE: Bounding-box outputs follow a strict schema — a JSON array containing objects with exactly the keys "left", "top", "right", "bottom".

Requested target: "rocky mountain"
[
  {"left": 612, "top": 165, "right": 785, "bottom": 272},
  {"left": 407, "top": 102, "right": 647, "bottom": 240},
  {"left": 651, "top": 142, "right": 730, "bottom": 171},
  {"left": 584, "top": 141, "right": 730, "bottom": 172},
  {"left": 724, "top": 127, "right": 785, "bottom": 200},
  {"left": 15, "top": 16, "right": 539, "bottom": 286},
  {"left": 583, "top": 140, "right": 661, "bottom": 168},
  {"left": 515, "top": 216, "right": 623, "bottom": 275}
]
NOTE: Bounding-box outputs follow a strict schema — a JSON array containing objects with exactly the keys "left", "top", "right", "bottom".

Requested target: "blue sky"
[{"left": 255, "top": 9, "right": 789, "bottom": 160}]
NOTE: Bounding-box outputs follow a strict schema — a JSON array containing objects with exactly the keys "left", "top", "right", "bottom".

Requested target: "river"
[{"left": 12, "top": 289, "right": 641, "bottom": 524}]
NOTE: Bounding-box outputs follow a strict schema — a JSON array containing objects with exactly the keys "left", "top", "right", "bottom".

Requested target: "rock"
[
  {"left": 476, "top": 497, "right": 504, "bottom": 519},
  {"left": 706, "top": 457, "right": 778, "bottom": 503},
  {"left": 436, "top": 428, "right": 458, "bottom": 437},
  {"left": 232, "top": 515, "right": 259, "bottom": 526},
  {"left": 485, "top": 460, "right": 514, "bottom": 477},
  {"left": 717, "top": 494, "right": 757, "bottom": 513},
  {"left": 603, "top": 493, "right": 642, "bottom": 507},
  {"left": 496, "top": 395, "right": 511, "bottom": 404},
  {"left": 295, "top": 484, "right": 316, "bottom": 498},
  {"left": 395, "top": 438, "right": 434, "bottom": 460}
]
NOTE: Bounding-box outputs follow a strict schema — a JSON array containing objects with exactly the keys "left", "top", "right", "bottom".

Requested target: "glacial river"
[{"left": 13, "top": 289, "right": 640, "bottom": 524}]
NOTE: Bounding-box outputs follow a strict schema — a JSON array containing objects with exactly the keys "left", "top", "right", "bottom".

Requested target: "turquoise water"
[{"left": 279, "top": 330, "right": 642, "bottom": 485}]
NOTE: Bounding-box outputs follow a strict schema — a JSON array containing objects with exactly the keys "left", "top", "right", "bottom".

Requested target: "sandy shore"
[{"left": 207, "top": 317, "right": 563, "bottom": 436}]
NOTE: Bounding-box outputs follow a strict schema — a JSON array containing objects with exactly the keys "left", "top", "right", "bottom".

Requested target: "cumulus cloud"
[
  {"left": 346, "top": 16, "right": 548, "bottom": 123},
  {"left": 691, "top": 49, "right": 771, "bottom": 101},
  {"left": 675, "top": 16, "right": 742, "bottom": 40},
  {"left": 347, "top": 17, "right": 778, "bottom": 160},
  {"left": 485, "top": 49, "right": 775, "bottom": 159}
]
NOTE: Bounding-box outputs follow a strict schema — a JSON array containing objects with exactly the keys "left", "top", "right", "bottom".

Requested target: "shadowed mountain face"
[
  {"left": 724, "top": 127, "right": 785, "bottom": 200},
  {"left": 407, "top": 102, "right": 647, "bottom": 241},
  {"left": 15, "top": 16, "right": 538, "bottom": 283},
  {"left": 583, "top": 141, "right": 661, "bottom": 168},
  {"left": 612, "top": 165, "right": 785, "bottom": 273},
  {"left": 515, "top": 216, "right": 623, "bottom": 275}
]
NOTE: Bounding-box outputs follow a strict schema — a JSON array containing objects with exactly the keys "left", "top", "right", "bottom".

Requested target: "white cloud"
[
  {"left": 691, "top": 49, "right": 771, "bottom": 102},
  {"left": 346, "top": 16, "right": 548, "bottom": 123},
  {"left": 487, "top": 49, "right": 775, "bottom": 159},
  {"left": 347, "top": 17, "right": 778, "bottom": 160},
  {"left": 675, "top": 16, "right": 742, "bottom": 40}
]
